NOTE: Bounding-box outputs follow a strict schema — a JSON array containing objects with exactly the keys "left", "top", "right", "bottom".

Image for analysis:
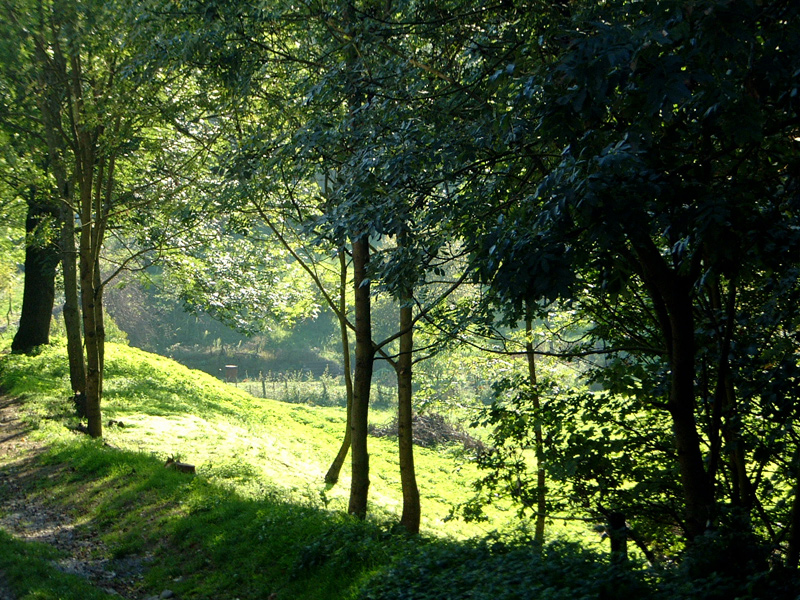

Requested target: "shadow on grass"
[
  {"left": 9, "top": 438, "right": 666, "bottom": 600},
  {"left": 34, "top": 439, "right": 412, "bottom": 600},
  {"left": 0, "top": 530, "right": 118, "bottom": 600}
]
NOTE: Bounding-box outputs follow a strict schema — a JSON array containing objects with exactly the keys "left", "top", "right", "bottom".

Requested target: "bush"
[
  {"left": 653, "top": 527, "right": 800, "bottom": 600},
  {"left": 359, "top": 540, "right": 650, "bottom": 600}
]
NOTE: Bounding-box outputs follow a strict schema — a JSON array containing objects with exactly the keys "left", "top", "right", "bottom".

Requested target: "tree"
[
  {"left": 466, "top": 0, "right": 800, "bottom": 554},
  {"left": 3, "top": 0, "right": 216, "bottom": 436},
  {"left": 258, "top": 0, "right": 535, "bottom": 531},
  {"left": 0, "top": 6, "right": 71, "bottom": 357},
  {"left": 11, "top": 189, "right": 60, "bottom": 353}
]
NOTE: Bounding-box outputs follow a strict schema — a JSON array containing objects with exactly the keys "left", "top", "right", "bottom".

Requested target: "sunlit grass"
[
  {"left": 2, "top": 342, "right": 505, "bottom": 539},
  {"left": 0, "top": 340, "right": 654, "bottom": 600},
  {"left": 0, "top": 341, "right": 526, "bottom": 598}
]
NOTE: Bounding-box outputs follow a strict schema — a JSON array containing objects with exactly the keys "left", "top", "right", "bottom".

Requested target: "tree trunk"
[
  {"left": 60, "top": 199, "right": 86, "bottom": 399},
  {"left": 94, "top": 257, "right": 106, "bottom": 399},
  {"left": 77, "top": 144, "right": 103, "bottom": 438},
  {"left": 398, "top": 294, "right": 420, "bottom": 534},
  {"left": 80, "top": 213, "right": 103, "bottom": 438},
  {"left": 348, "top": 236, "right": 374, "bottom": 518},
  {"left": 631, "top": 236, "right": 712, "bottom": 540},
  {"left": 326, "top": 249, "right": 355, "bottom": 485},
  {"left": 11, "top": 192, "right": 59, "bottom": 354},
  {"left": 667, "top": 291, "right": 712, "bottom": 539},
  {"left": 709, "top": 283, "right": 753, "bottom": 510},
  {"left": 605, "top": 510, "right": 628, "bottom": 564},
  {"left": 786, "top": 451, "right": 800, "bottom": 568},
  {"left": 33, "top": 32, "right": 86, "bottom": 396},
  {"left": 525, "top": 301, "right": 546, "bottom": 544}
]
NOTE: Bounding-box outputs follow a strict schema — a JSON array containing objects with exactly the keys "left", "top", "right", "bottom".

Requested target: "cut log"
[{"left": 165, "top": 457, "right": 196, "bottom": 474}]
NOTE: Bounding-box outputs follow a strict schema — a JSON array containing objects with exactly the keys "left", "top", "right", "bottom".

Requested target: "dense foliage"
[
  {"left": 463, "top": 0, "right": 800, "bottom": 563},
  {"left": 2, "top": 0, "right": 799, "bottom": 593}
]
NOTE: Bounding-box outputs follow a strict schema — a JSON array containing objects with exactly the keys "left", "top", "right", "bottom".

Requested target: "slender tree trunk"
[
  {"left": 525, "top": 301, "right": 546, "bottom": 544},
  {"left": 326, "top": 249, "right": 355, "bottom": 484},
  {"left": 398, "top": 290, "right": 420, "bottom": 534},
  {"left": 60, "top": 199, "right": 86, "bottom": 398},
  {"left": 11, "top": 191, "right": 59, "bottom": 353},
  {"left": 79, "top": 194, "right": 102, "bottom": 438},
  {"left": 76, "top": 136, "right": 103, "bottom": 438},
  {"left": 786, "top": 450, "right": 800, "bottom": 568},
  {"left": 708, "top": 282, "right": 752, "bottom": 509},
  {"left": 348, "top": 235, "right": 374, "bottom": 518},
  {"left": 94, "top": 257, "right": 105, "bottom": 398}
]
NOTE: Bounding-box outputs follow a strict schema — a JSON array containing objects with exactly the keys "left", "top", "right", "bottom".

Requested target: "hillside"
[
  {"left": 2, "top": 343, "right": 496, "bottom": 537},
  {"left": 0, "top": 341, "right": 550, "bottom": 600},
  {"left": 4, "top": 344, "right": 798, "bottom": 599}
]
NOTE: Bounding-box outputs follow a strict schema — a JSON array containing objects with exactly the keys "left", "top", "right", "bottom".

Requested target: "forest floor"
[{"left": 0, "top": 396, "right": 154, "bottom": 600}]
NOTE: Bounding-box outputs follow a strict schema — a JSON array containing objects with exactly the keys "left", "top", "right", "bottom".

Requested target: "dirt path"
[{"left": 0, "top": 396, "right": 152, "bottom": 599}]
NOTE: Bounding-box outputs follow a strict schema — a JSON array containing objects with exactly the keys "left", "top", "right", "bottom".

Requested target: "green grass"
[
  {"left": 90, "top": 343, "right": 495, "bottom": 535},
  {"left": 0, "top": 528, "right": 117, "bottom": 600},
  {"left": 22, "top": 441, "right": 406, "bottom": 600},
  {"left": 0, "top": 341, "right": 520, "bottom": 599},
  {"left": 4, "top": 341, "right": 795, "bottom": 600}
]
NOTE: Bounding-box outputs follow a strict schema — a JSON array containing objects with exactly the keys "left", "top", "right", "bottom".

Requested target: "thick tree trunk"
[
  {"left": 667, "top": 292, "right": 712, "bottom": 539},
  {"left": 605, "top": 511, "right": 628, "bottom": 563},
  {"left": 525, "top": 302, "right": 546, "bottom": 544},
  {"left": 631, "top": 236, "right": 712, "bottom": 540},
  {"left": 11, "top": 193, "right": 59, "bottom": 353},
  {"left": 348, "top": 236, "right": 374, "bottom": 518},
  {"left": 326, "top": 250, "right": 355, "bottom": 485},
  {"left": 33, "top": 34, "right": 86, "bottom": 396},
  {"left": 398, "top": 297, "right": 420, "bottom": 534}
]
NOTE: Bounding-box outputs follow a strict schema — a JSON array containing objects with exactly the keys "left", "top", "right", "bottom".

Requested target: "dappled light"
[{"left": 1, "top": 0, "right": 799, "bottom": 598}]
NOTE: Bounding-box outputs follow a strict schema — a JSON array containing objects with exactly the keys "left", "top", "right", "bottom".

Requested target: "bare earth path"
[{"left": 0, "top": 396, "right": 153, "bottom": 599}]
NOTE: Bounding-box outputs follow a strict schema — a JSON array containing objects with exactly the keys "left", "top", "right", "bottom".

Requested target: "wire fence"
[{"left": 229, "top": 369, "right": 397, "bottom": 409}]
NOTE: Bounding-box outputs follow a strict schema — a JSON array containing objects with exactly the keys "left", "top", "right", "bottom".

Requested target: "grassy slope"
[
  {"left": 101, "top": 343, "right": 495, "bottom": 536},
  {"left": 0, "top": 342, "right": 514, "bottom": 600}
]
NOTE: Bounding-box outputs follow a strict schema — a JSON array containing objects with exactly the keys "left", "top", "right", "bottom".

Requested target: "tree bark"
[
  {"left": 75, "top": 119, "right": 105, "bottom": 438},
  {"left": 398, "top": 292, "right": 421, "bottom": 534},
  {"left": 667, "top": 288, "right": 713, "bottom": 539},
  {"left": 79, "top": 180, "right": 103, "bottom": 438},
  {"left": 94, "top": 255, "right": 106, "bottom": 398},
  {"left": 525, "top": 301, "right": 546, "bottom": 544},
  {"left": 707, "top": 282, "right": 752, "bottom": 509},
  {"left": 11, "top": 191, "right": 59, "bottom": 354},
  {"left": 631, "top": 235, "right": 712, "bottom": 540},
  {"left": 348, "top": 235, "right": 375, "bottom": 518},
  {"left": 60, "top": 199, "right": 86, "bottom": 399},
  {"left": 604, "top": 510, "right": 628, "bottom": 564},
  {"left": 326, "top": 249, "right": 355, "bottom": 485},
  {"left": 33, "top": 28, "right": 86, "bottom": 396}
]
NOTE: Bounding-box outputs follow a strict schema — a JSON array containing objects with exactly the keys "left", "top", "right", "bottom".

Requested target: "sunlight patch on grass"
[{"left": 3, "top": 342, "right": 510, "bottom": 539}]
